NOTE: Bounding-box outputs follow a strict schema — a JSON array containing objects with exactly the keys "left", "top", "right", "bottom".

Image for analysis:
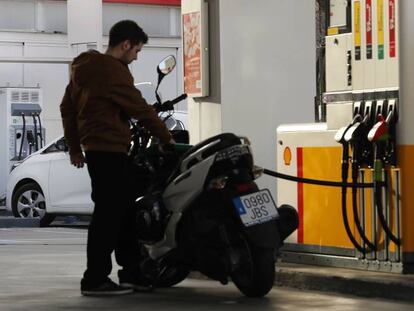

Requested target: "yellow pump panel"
[
  {"left": 398, "top": 145, "right": 414, "bottom": 252},
  {"left": 301, "top": 147, "right": 354, "bottom": 248},
  {"left": 276, "top": 125, "right": 412, "bottom": 259}
]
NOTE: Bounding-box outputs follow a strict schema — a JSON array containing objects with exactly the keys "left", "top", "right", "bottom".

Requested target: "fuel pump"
[
  {"left": 0, "top": 87, "right": 45, "bottom": 202},
  {"left": 276, "top": 0, "right": 411, "bottom": 273}
]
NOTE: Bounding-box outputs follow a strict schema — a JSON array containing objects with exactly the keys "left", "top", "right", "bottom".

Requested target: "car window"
[{"left": 42, "top": 138, "right": 67, "bottom": 154}]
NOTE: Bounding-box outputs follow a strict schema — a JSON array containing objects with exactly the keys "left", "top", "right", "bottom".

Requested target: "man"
[{"left": 60, "top": 20, "right": 174, "bottom": 296}]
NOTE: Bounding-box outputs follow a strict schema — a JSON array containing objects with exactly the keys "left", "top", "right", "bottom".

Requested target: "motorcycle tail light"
[
  {"left": 208, "top": 175, "right": 228, "bottom": 190},
  {"left": 236, "top": 183, "right": 256, "bottom": 193},
  {"left": 252, "top": 165, "right": 264, "bottom": 179}
]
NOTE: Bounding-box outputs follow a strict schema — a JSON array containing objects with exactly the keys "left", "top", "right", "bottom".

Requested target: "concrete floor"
[{"left": 1, "top": 227, "right": 413, "bottom": 311}]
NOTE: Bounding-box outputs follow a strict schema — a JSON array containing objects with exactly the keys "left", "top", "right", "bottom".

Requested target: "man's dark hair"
[{"left": 109, "top": 20, "right": 148, "bottom": 47}]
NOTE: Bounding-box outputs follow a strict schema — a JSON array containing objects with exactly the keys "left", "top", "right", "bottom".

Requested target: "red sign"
[
  {"left": 365, "top": 0, "right": 372, "bottom": 59},
  {"left": 297, "top": 148, "right": 304, "bottom": 244},
  {"left": 103, "top": 0, "right": 180, "bottom": 6},
  {"left": 389, "top": 0, "right": 396, "bottom": 58}
]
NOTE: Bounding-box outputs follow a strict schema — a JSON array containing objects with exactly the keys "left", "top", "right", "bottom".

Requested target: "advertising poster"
[{"left": 183, "top": 12, "right": 202, "bottom": 95}]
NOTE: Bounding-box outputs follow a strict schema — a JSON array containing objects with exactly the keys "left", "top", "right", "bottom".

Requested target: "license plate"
[{"left": 232, "top": 189, "right": 279, "bottom": 227}]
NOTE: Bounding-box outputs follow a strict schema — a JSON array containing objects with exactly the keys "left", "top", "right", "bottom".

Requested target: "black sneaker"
[
  {"left": 118, "top": 270, "right": 154, "bottom": 292},
  {"left": 81, "top": 278, "right": 134, "bottom": 296}
]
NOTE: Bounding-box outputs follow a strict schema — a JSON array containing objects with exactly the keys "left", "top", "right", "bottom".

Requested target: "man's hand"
[{"left": 70, "top": 153, "right": 86, "bottom": 168}]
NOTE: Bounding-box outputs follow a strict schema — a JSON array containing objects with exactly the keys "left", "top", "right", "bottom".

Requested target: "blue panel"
[{"left": 232, "top": 197, "right": 246, "bottom": 215}]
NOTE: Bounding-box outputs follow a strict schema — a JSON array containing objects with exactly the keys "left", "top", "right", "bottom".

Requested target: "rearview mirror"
[
  {"left": 155, "top": 55, "right": 177, "bottom": 104},
  {"left": 157, "top": 55, "right": 176, "bottom": 76}
]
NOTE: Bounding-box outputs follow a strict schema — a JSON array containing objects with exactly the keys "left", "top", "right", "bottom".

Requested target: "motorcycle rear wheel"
[{"left": 231, "top": 246, "right": 275, "bottom": 297}]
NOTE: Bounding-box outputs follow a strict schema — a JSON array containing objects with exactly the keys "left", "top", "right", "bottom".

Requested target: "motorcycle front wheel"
[
  {"left": 231, "top": 246, "right": 275, "bottom": 297},
  {"left": 153, "top": 264, "right": 190, "bottom": 288},
  {"left": 139, "top": 249, "right": 190, "bottom": 288}
]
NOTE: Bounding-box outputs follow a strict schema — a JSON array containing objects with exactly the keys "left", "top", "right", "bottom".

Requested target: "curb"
[
  {"left": 189, "top": 263, "right": 414, "bottom": 302},
  {"left": 0, "top": 216, "right": 40, "bottom": 228},
  {"left": 275, "top": 264, "right": 414, "bottom": 302}
]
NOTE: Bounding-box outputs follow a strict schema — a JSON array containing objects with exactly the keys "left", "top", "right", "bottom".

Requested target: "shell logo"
[{"left": 283, "top": 147, "right": 292, "bottom": 166}]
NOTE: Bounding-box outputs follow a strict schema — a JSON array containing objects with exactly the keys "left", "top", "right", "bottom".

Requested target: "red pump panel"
[{"left": 103, "top": 0, "right": 181, "bottom": 6}]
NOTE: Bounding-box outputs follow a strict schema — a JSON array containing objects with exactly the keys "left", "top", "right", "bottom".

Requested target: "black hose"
[
  {"left": 340, "top": 144, "right": 373, "bottom": 254},
  {"left": 342, "top": 182, "right": 370, "bottom": 253},
  {"left": 36, "top": 114, "right": 43, "bottom": 148},
  {"left": 263, "top": 143, "right": 378, "bottom": 253},
  {"left": 262, "top": 169, "right": 381, "bottom": 188},
  {"left": 32, "top": 114, "right": 38, "bottom": 151},
  {"left": 374, "top": 178, "right": 400, "bottom": 245},
  {"left": 18, "top": 114, "right": 26, "bottom": 160},
  {"left": 351, "top": 159, "right": 376, "bottom": 250},
  {"left": 372, "top": 147, "right": 401, "bottom": 246}
]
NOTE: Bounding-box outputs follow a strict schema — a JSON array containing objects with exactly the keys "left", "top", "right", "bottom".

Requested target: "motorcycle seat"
[{"left": 166, "top": 133, "right": 242, "bottom": 184}]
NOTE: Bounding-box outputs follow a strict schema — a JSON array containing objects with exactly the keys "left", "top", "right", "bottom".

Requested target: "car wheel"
[{"left": 12, "top": 182, "right": 55, "bottom": 227}]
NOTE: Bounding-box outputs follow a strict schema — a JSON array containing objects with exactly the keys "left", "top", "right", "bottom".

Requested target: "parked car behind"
[{"left": 6, "top": 136, "right": 93, "bottom": 226}]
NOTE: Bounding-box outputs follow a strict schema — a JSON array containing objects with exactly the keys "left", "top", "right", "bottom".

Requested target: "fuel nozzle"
[
  {"left": 335, "top": 116, "right": 360, "bottom": 181},
  {"left": 368, "top": 114, "right": 388, "bottom": 184},
  {"left": 344, "top": 113, "right": 370, "bottom": 196},
  {"left": 344, "top": 114, "right": 367, "bottom": 166},
  {"left": 369, "top": 99, "right": 397, "bottom": 166},
  {"left": 344, "top": 101, "right": 375, "bottom": 167},
  {"left": 368, "top": 114, "right": 388, "bottom": 142},
  {"left": 26, "top": 130, "right": 35, "bottom": 145}
]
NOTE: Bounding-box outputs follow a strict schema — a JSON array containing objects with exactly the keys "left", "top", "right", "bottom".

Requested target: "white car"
[{"left": 6, "top": 136, "right": 93, "bottom": 226}]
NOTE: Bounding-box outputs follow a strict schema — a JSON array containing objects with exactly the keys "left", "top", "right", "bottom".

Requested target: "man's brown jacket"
[{"left": 60, "top": 50, "right": 172, "bottom": 156}]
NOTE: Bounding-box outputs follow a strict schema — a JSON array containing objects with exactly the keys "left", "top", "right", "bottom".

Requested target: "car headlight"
[{"left": 10, "top": 161, "right": 23, "bottom": 172}]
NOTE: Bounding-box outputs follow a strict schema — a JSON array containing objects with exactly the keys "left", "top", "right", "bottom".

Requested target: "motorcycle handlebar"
[{"left": 155, "top": 93, "right": 188, "bottom": 112}]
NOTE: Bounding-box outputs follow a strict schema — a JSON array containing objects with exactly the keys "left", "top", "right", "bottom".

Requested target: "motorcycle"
[{"left": 129, "top": 55, "right": 298, "bottom": 297}]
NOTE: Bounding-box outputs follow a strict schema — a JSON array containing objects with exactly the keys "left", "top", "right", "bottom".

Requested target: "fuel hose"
[
  {"left": 373, "top": 148, "right": 401, "bottom": 246},
  {"left": 262, "top": 165, "right": 383, "bottom": 254},
  {"left": 32, "top": 114, "right": 38, "bottom": 151},
  {"left": 18, "top": 114, "right": 26, "bottom": 160},
  {"left": 36, "top": 114, "right": 43, "bottom": 148},
  {"left": 262, "top": 169, "right": 383, "bottom": 188}
]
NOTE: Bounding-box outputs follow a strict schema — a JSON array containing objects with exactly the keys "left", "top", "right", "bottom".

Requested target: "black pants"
[{"left": 83, "top": 151, "right": 140, "bottom": 286}]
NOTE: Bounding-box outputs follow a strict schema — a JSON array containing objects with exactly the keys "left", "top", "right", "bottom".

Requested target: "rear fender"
[{"left": 243, "top": 219, "right": 281, "bottom": 249}]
